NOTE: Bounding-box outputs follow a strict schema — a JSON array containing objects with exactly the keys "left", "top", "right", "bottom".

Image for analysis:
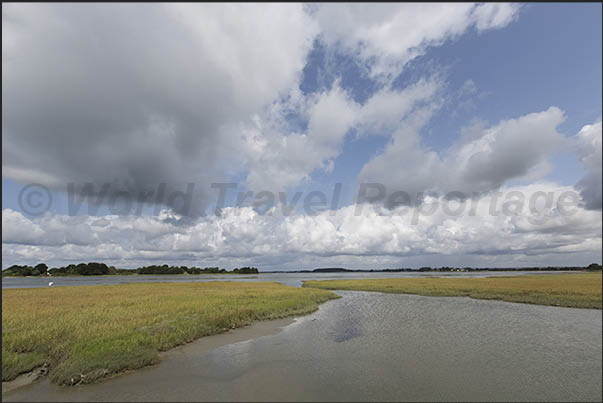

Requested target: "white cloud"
[
  {"left": 243, "top": 78, "right": 442, "bottom": 191},
  {"left": 574, "top": 121, "right": 602, "bottom": 210},
  {"left": 358, "top": 106, "right": 566, "bottom": 202},
  {"left": 356, "top": 79, "right": 441, "bottom": 135},
  {"left": 243, "top": 84, "right": 359, "bottom": 190},
  {"left": 472, "top": 3, "right": 520, "bottom": 31},
  {"left": 312, "top": 3, "right": 520, "bottom": 80},
  {"left": 3, "top": 182, "right": 601, "bottom": 269}
]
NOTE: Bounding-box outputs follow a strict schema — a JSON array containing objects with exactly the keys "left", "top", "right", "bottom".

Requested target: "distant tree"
[
  {"left": 34, "top": 263, "right": 48, "bottom": 275},
  {"left": 185, "top": 267, "right": 202, "bottom": 274},
  {"left": 2, "top": 265, "right": 36, "bottom": 276},
  {"left": 586, "top": 263, "right": 602, "bottom": 271},
  {"left": 236, "top": 267, "right": 259, "bottom": 274},
  {"left": 136, "top": 265, "right": 185, "bottom": 275}
]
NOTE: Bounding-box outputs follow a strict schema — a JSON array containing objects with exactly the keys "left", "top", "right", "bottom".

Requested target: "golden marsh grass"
[
  {"left": 304, "top": 272, "right": 602, "bottom": 309},
  {"left": 2, "top": 281, "right": 338, "bottom": 385}
]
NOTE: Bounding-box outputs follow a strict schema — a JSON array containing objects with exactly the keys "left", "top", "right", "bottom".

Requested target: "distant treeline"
[
  {"left": 1, "top": 263, "right": 259, "bottom": 277},
  {"left": 393, "top": 264, "right": 603, "bottom": 272},
  {"left": 3, "top": 262, "right": 601, "bottom": 277},
  {"left": 136, "top": 265, "right": 258, "bottom": 275},
  {"left": 293, "top": 263, "right": 603, "bottom": 273}
]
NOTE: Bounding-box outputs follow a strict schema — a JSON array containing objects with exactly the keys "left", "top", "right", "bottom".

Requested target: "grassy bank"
[
  {"left": 2, "top": 282, "right": 338, "bottom": 385},
  {"left": 304, "top": 272, "right": 602, "bottom": 309}
]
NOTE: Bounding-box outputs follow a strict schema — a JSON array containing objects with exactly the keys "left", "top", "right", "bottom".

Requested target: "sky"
[{"left": 2, "top": 3, "right": 602, "bottom": 270}]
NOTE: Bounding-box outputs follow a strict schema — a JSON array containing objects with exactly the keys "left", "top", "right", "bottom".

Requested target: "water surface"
[{"left": 1, "top": 270, "right": 574, "bottom": 289}]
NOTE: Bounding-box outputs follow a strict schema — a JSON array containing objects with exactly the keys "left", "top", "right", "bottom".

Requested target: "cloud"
[
  {"left": 459, "top": 79, "right": 478, "bottom": 98},
  {"left": 358, "top": 106, "right": 566, "bottom": 205},
  {"left": 456, "top": 107, "right": 565, "bottom": 190},
  {"left": 3, "top": 182, "right": 601, "bottom": 269},
  {"left": 2, "top": 3, "right": 317, "bottom": 216},
  {"left": 472, "top": 3, "right": 520, "bottom": 31},
  {"left": 574, "top": 121, "right": 602, "bottom": 210},
  {"left": 2, "top": 4, "right": 522, "bottom": 216},
  {"left": 312, "top": 3, "right": 520, "bottom": 80},
  {"left": 356, "top": 79, "right": 441, "bottom": 135},
  {"left": 243, "top": 84, "right": 360, "bottom": 190},
  {"left": 242, "top": 78, "right": 441, "bottom": 190},
  {"left": 7, "top": 4, "right": 597, "bottom": 271}
]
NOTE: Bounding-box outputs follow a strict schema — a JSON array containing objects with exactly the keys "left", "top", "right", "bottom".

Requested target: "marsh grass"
[
  {"left": 304, "top": 272, "right": 602, "bottom": 309},
  {"left": 2, "top": 281, "right": 337, "bottom": 385}
]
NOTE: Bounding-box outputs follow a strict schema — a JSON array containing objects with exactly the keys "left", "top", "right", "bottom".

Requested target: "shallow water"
[
  {"left": 5, "top": 291, "right": 601, "bottom": 402},
  {"left": 1, "top": 270, "right": 574, "bottom": 289}
]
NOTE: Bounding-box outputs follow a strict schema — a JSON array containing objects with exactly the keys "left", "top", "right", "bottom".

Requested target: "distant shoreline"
[{"left": 265, "top": 266, "right": 600, "bottom": 273}]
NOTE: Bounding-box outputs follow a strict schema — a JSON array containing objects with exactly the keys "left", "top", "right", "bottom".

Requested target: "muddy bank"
[
  {"left": 2, "top": 317, "right": 294, "bottom": 401},
  {"left": 2, "top": 365, "right": 49, "bottom": 395}
]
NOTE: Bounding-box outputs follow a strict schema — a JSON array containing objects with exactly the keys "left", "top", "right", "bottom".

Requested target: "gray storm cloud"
[{"left": 2, "top": 3, "right": 316, "bottom": 215}]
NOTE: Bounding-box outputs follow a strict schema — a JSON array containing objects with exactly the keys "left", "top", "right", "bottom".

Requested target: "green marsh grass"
[
  {"left": 304, "top": 272, "right": 602, "bottom": 309},
  {"left": 2, "top": 281, "right": 338, "bottom": 385}
]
